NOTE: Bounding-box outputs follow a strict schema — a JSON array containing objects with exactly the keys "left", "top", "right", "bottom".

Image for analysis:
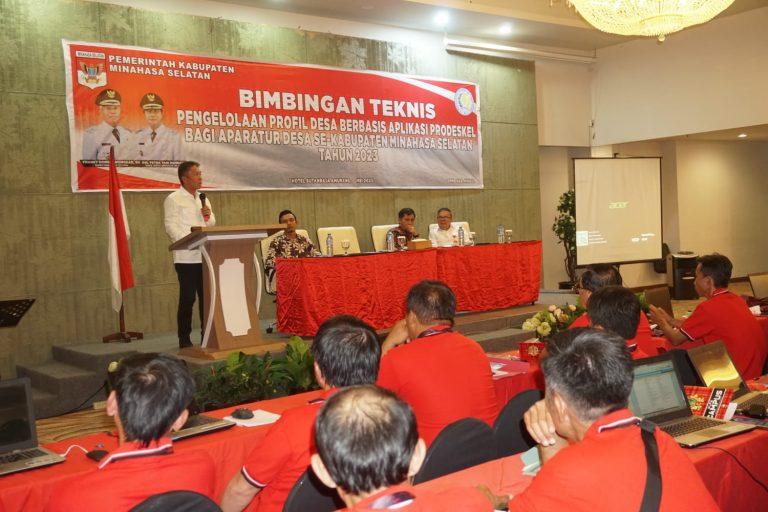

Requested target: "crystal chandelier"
[{"left": 565, "top": 0, "right": 736, "bottom": 41}]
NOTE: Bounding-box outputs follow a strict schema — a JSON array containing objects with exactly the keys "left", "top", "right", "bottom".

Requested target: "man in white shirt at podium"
[
  {"left": 429, "top": 208, "right": 459, "bottom": 247},
  {"left": 163, "top": 161, "right": 215, "bottom": 348}
]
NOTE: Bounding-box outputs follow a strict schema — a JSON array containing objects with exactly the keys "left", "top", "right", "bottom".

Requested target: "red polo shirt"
[
  {"left": 507, "top": 409, "right": 719, "bottom": 512},
  {"left": 570, "top": 312, "right": 656, "bottom": 358},
  {"left": 240, "top": 388, "right": 336, "bottom": 512},
  {"left": 377, "top": 329, "right": 498, "bottom": 446},
  {"left": 346, "top": 483, "right": 492, "bottom": 511},
  {"left": 48, "top": 437, "right": 215, "bottom": 511},
  {"left": 681, "top": 290, "right": 767, "bottom": 379}
]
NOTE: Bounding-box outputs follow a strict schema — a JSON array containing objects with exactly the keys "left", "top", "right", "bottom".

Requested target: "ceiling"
[
  {"left": 668, "top": 124, "right": 768, "bottom": 142},
  {"left": 215, "top": 0, "right": 768, "bottom": 51}
]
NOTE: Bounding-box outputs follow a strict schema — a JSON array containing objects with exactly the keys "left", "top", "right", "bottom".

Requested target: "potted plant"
[{"left": 552, "top": 189, "right": 576, "bottom": 289}]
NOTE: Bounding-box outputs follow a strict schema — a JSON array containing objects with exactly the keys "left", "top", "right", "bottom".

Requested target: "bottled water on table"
[
  {"left": 497, "top": 225, "right": 505, "bottom": 244},
  {"left": 386, "top": 231, "right": 395, "bottom": 252},
  {"left": 457, "top": 226, "right": 465, "bottom": 246},
  {"left": 326, "top": 233, "right": 334, "bottom": 256}
]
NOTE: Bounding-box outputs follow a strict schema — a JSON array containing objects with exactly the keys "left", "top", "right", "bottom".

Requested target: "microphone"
[{"left": 199, "top": 192, "right": 209, "bottom": 221}]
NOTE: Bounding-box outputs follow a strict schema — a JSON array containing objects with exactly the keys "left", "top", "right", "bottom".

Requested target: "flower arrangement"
[{"left": 522, "top": 303, "right": 585, "bottom": 339}]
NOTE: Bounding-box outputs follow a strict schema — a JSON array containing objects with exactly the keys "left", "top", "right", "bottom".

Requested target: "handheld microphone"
[{"left": 199, "top": 192, "right": 209, "bottom": 221}]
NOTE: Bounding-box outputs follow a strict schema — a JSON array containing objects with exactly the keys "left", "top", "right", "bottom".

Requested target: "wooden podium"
[{"left": 169, "top": 224, "right": 283, "bottom": 360}]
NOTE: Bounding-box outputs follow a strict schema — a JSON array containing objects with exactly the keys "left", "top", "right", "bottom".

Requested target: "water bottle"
[
  {"left": 497, "top": 225, "right": 505, "bottom": 244},
  {"left": 325, "top": 233, "right": 334, "bottom": 256},
  {"left": 386, "top": 231, "right": 395, "bottom": 252},
  {"left": 457, "top": 226, "right": 465, "bottom": 246}
]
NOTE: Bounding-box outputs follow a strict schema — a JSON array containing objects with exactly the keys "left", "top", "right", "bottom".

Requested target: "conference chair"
[
  {"left": 412, "top": 418, "right": 497, "bottom": 485},
  {"left": 749, "top": 272, "right": 768, "bottom": 299},
  {"left": 317, "top": 226, "right": 361, "bottom": 255},
  {"left": 427, "top": 221, "right": 471, "bottom": 245},
  {"left": 668, "top": 349, "right": 703, "bottom": 386},
  {"left": 493, "top": 389, "right": 544, "bottom": 457},
  {"left": 129, "top": 491, "right": 221, "bottom": 512},
  {"left": 643, "top": 286, "right": 674, "bottom": 317},
  {"left": 283, "top": 469, "right": 344, "bottom": 512},
  {"left": 371, "top": 224, "right": 398, "bottom": 252}
]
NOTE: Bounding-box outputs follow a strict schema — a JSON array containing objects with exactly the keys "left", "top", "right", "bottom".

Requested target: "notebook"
[
  {"left": 0, "top": 378, "right": 65, "bottom": 477},
  {"left": 628, "top": 354, "right": 754, "bottom": 447}
]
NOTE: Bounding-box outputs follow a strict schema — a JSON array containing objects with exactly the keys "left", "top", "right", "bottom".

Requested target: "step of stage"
[{"left": 17, "top": 361, "right": 105, "bottom": 418}]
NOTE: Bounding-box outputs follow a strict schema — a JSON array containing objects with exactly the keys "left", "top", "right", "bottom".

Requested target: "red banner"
[{"left": 63, "top": 40, "right": 482, "bottom": 192}]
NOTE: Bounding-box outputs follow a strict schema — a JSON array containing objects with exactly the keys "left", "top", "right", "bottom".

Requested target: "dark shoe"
[{"left": 179, "top": 340, "right": 193, "bottom": 349}]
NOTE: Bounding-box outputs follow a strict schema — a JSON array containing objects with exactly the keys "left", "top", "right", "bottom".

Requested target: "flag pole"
[{"left": 103, "top": 305, "right": 143, "bottom": 343}]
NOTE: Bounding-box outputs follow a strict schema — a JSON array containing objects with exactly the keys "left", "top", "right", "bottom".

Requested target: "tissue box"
[
  {"left": 518, "top": 340, "right": 546, "bottom": 362},
  {"left": 407, "top": 239, "right": 432, "bottom": 251}
]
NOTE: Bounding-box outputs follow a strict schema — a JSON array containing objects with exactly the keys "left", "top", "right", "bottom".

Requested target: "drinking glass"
[
  {"left": 505, "top": 229, "right": 514, "bottom": 243},
  {"left": 341, "top": 239, "right": 351, "bottom": 256},
  {"left": 397, "top": 235, "right": 407, "bottom": 250},
  {"left": 468, "top": 231, "right": 476, "bottom": 246}
]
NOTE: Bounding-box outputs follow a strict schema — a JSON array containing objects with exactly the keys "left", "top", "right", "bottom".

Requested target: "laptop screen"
[
  {"left": 0, "top": 378, "right": 36, "bottom": 453},
  {"left": 687, "top": 341, "right": 745, "bottom": 391},
  {"left": 629, "top": 359, "right": 689, "bottom": 419}
]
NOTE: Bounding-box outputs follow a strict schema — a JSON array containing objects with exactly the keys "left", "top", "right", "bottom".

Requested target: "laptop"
[
  {"left": 170, "top": 414, "right": 234, "bottom": 441},
  {"left": 628, "top": 354, "right": 755, "bottom": 447},
  {"left": 0, "top": 378, "right": 65, "bottom": 477},
  {"left": 687, "top": 341, "right": 768, "bottom": 410}
]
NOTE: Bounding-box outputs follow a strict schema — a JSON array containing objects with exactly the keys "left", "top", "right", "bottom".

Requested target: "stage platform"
[{"left": 20, "top": 290, "right": 579, "bottom": 419}]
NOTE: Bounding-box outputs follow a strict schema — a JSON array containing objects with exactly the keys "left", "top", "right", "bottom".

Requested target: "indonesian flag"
[{"left": 107, "top": 147, "right": 134, "bottom": 311}]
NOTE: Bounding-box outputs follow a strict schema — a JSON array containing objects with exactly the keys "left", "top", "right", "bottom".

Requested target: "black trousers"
[{"left": 175, "top": 263, "right": 204, "bottom": 347}]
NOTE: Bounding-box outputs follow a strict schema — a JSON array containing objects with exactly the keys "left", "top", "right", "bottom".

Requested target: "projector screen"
[{"left": 574, "top": 158, "right": 662, "bottom": 266}]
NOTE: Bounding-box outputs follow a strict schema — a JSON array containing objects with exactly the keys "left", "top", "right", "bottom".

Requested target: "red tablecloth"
[
  {"left": 490, "top": 358, "right": 540, "bottom": 408},
  {"left": 277, "top": 242, "right": 542, "bottom": 336}
]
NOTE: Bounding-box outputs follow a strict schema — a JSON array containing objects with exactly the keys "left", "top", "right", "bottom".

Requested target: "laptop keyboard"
[
  {"left": 0, "top": 448, "right": 48, "bottom": 464},
  {"left": 740, "top": 394, "right": 768, "bottom": 409},
  {"left": 662, "top": 417, "right": 723, "bottom": 437}
]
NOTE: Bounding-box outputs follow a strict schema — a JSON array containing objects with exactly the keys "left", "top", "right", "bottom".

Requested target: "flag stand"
[{"left": 103, "top": 305, "right": 143, "bottom": 343}]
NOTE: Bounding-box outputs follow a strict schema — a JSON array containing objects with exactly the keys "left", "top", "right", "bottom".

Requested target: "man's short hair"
[
  {"left": 541, "top": 328, "right": 633, "bottom": 421},
  {"left": 406, "top": 280, "right": 456, "bottom": 325},
  {"left": 398, "top": 207, "right": 416, "bottom": 219},
  {"left": 579, "top": 264, "right": 623, "bottom": 292},
  {"left": 315, "top": 385, "right": 417, "bottom": 496},
  {"left": 697, "top": 253, "right": 732, "bottom": 288},
  {"left": 113, "top": 353, "right": 195, "bottom": 447},
  {"left": 587, "top": 286, "right": 641, "bottom": 340},
  {"left": 311, "top": 315, "right": 381, "bottom": 387},
  {"left": 177, "top": 161, "right": 200, "bottom": 182},
  {"left": 437, "top": 207, "right": 452, "bottom": 216},
  {"left": 278, "top": 209, "right": 296, "bottom": 223}
]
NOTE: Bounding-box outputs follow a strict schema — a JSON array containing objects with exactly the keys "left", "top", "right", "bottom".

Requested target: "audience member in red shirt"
[
  {"left": 650, "top": 253, "right": 767, "bottom": 379},
  {"left": 221, "top": 315, "right": 381, "bottom": 512},
  {"left": 49, "top": 353, "right": 216, "bottom": 511},
  {"left": 377, "top": 280, "right": 498, "bottom": 445},
  {"left": 587, "top": 285, "right": 654, "bottom": 358},
  {"left": 310, "top": 385, "right": 492, "bottom": 511},
  {"left": 508, "top": 328, "right": 719, "bottom": 512}
]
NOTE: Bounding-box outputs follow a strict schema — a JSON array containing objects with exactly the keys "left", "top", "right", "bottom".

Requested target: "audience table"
[{"left": 276, "top": 241, "right": 542, "bottom": 336}]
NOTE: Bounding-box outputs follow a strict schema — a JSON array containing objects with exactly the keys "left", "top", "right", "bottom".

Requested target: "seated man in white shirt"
[{"left": 429, "top": 207, "right": 459, "bottom": 247}]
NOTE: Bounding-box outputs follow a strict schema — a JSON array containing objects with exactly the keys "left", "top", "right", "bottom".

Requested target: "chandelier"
[{"left": 565, "top": 0, "right": 736, "bottom": 41}]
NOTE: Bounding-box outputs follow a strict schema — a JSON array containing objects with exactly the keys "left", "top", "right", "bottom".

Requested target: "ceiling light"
[
  {"left": 499, "top": 23, "right": 513, "bottom": 35},
  {"left": 738, "top": 133, "right": 747, "bottom": 138},
  {"left": 566, "top": 0, "right": 735, "bottom": 42},
  {"left": 434, "top": 10, "right": 450, "bottom": 29}
]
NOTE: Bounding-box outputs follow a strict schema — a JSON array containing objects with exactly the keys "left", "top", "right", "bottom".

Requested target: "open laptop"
[
  {"left": 0, "top": 378, "right": 65, "bottom": 477},
  {"left": 687, "top": 341, "right": 768, "bottom": 410},
  {"left": 628, "top": 354, "right": 754, "bottom": 447},
  {"left": 170, "top": 414, "right": 234, "bottom": 441}
]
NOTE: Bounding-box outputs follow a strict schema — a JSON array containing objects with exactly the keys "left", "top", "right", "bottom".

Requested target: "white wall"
[
  {"left": 535, "top": 60, "right": 592, "bottom": 147},
  {"left": 592, "top": 7, "right": 768, "bottom": 146}
]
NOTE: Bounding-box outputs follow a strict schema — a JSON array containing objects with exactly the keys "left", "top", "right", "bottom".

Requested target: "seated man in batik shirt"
[
  {"left": 388, "top": 207, "right": 419, "bottom": 250},
  {"left": 265, "top": 210, "right": 315, "bottom": 281}
]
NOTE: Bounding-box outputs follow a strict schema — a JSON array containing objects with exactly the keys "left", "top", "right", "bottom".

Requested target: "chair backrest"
[
  {"left": 317, "top": 227, "right": 361, "bottom": 255},
  {"left": 371, "top": 224, "right": 399, "bottom": 252},
  {"left": 413, "top": 418, "right": 497, "bottom": 485},
  {"left": 129, "top": 491, "right": 221, "bottom": 512},
  {"left": 749, "top": 272, "right": 768, "bottom": 299},
  {"left": 493, "top": 389, "right": 544, "bottom": 457},
  {"left": 283, "top": 469, "right": 345, "bottom": 512},
  {"left": 259, "top": 229, "right": 311, "bottom": 294},
  {"left": 643, "top": 286, "right": 674, "bottom": 317},
  {"left": 427, "top": 221, "right": 471, "bottom": 238}
]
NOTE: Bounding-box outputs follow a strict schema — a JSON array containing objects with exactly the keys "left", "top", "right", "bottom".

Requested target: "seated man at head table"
[
  {"left": 570, "top": 264, "right": 653, "bottom": 339},
  {"left": 587, "top": 285, "right": 656, "bottom": 358},
  {"left": 378, "top": 280, "right": 498, "bottom": 446},
  {"left": 505, "top": 328, "right": 719, "bottom": 512},
  {"left": 649, "top": 253, "right": 767, "bottom": 380},
  {"left": 264, "top": 209, "right": 315, "bottom": 282},
  {"left": 221, "top": 315, "right": 381, "bottom": 512},
  {"left": 49, "top": 353, "right": 216, "bottom": 510},
  {"left": 310, "top": 385, "right": 494, "bottom": 511},
  {"left": 388, "top": 207, "right": 420, "bottom": 250},
  {"left": 429, "top": 207, "right": 459, "bottom": 247}
]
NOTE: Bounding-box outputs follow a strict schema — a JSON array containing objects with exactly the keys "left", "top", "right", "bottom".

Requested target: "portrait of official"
[
  {"left": 81, "top": 88, "right": 132, "bottom": 161},
  {"left": 132, "top": 92, "right": 182, "bottom": 162}
]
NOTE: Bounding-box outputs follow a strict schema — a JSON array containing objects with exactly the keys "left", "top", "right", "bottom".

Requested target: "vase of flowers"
[{"left": 521, "top": 303, "right": 585, "bottom": 340}]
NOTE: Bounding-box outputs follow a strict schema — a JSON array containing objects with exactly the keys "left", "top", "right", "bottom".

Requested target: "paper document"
[{"left": 224, "top": 409, "right": 281, "bottom": 427}]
